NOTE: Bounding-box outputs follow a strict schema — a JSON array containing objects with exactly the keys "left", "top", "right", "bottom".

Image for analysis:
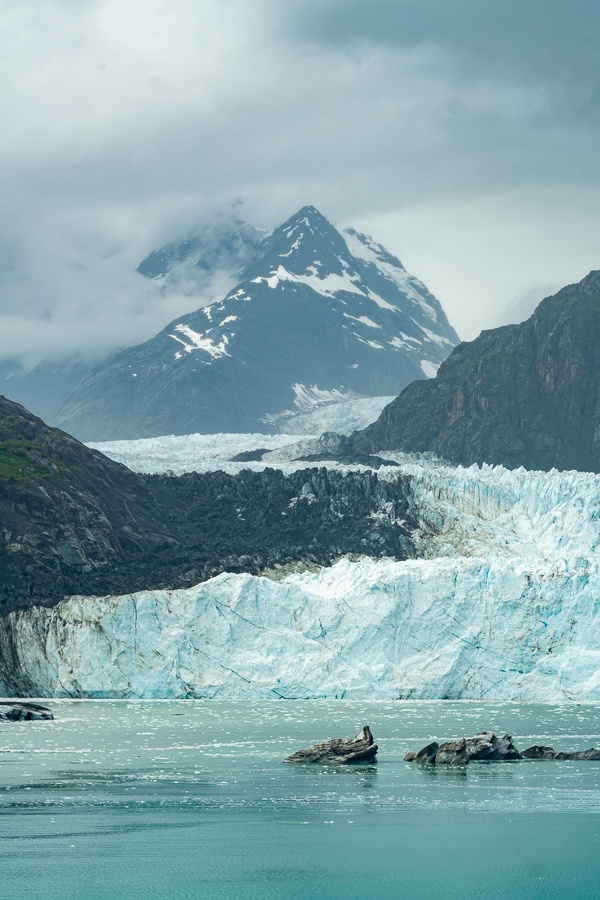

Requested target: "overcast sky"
[{"left": 1, "top": 0, "right": 599, "bottom": 367}]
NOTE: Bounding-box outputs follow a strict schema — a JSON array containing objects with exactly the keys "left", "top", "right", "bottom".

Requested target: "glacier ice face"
[
  {"left": 4, "top": 433, "right": 600, "bottom": 700},
  {"left": 1, "top": 556, "right": 599, "bottom": 701},
  {"left": 401, "top": 458, "right": 600, "bottom": 563}
]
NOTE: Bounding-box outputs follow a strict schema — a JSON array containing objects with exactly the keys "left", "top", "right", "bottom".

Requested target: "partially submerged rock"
[
  {"left": 284, "top": 726, "right": 377, "bottom": 764},
  {"left": 404, "top": 741, "right": 439, "bottom": 764},
  {"left": 435, "top": 739, "right": 469, "bottom": 766},
  {"left": 0, "top": 701, "right": 53, "bottom": 721},
  {"left": 466, "top": 732, "right": 521, "bottom": 761},
  {"left": 522, "top": 744, "right": 600, "bottom": 760},
  {"left": 405, "top": 731, "right": 521, "bottom": 765}
]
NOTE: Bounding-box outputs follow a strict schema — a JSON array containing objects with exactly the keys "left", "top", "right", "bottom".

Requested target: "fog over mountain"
[
  {"left": 1, "top": 0, "right": 599, "bottom": 374},
  {"left": 55, "top": 206, "right": 458, "bottom": 440}
]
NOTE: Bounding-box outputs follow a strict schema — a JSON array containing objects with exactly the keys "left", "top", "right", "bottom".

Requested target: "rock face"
[
  {"left": 284, "top": 726, "right": 377, "bottom": 763},
  {"left": 0, "top": 397, "right": 417, "bottom": 616},
  {"left": 355, "top": 270, "right": 600, "bottom": 472},
  {"left": 0, "top": 701, "right": 53, "bottom": 721},
  {"left": 54, "top": 206, "right": 458, "bottom": 440},
  {"left": 465, "top": 732, "right": 521, "bottom": 761},
  {"left": 434, "top": 739, "right": 469, "bottom": 765},
  {"left": 0, "top": 396, "right": 178, "bottom": 614}
]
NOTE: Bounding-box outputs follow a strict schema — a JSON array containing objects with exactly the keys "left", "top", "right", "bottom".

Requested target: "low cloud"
[{"left": 0, "top": 0, "right": 599, "bottom": 366}]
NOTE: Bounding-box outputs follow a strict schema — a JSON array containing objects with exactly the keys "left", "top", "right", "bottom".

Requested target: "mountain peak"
[
  {"left": 286, "top": 204, "right": 330, "bottom": 225},
  {"left": 579, "top": 269, "right": 600, "bottom": 294},
  {"left": 54, "top": 207, "right": 459, "bottom": 440}
]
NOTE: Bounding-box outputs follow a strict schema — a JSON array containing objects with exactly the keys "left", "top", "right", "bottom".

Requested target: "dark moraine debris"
[
  {"left": 284, "top": 726, "right": 377, "bottom": 764},
  {"left": 0, "top": 701, "right": 53, "bottom": 721},
  {"left": 522, "top": 745, "right": 600, "bottom": 760},
  {"left": 297, "top": 452, "right": 400, "bottom": 470}
]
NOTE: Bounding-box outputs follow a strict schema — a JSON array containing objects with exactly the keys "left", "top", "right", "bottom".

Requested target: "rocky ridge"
[
  {"left": 0, "top": 396, "right": 417, "bottom": 615},
  {"left": 354, "top": 270, "right": 600, "bottom": 472}
]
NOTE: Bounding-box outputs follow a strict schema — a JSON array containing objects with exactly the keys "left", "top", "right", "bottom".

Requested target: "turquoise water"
[{"left": 2, "top": 700, "right": 600, "bottom": 898}]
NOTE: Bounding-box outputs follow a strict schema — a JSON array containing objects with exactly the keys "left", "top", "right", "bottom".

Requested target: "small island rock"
[
  {"left": 0, "top": 702, "right": 53, "bottom": 721},
  {"left": 522, "top": 744, "right": 600, "bottom": 760},
  {"left": 284, "top": 725, "right": 377, "bottom": 764}
]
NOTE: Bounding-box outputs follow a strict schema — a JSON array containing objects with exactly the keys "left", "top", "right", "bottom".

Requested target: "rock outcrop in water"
[
  {"left": 405, "top": 733, "right": 600, "bottom": 763},
  {"left": 0, "top": 701, "right": 53, "bottom": 721},
  {"left": 354, "top": 270, "right": 600, "bottom": 472},
  {"left": 284, "top": 726, "right": 377, "bottom": 763},
  {"left": 405, "top": 732, "right": 521, "bottom": 764},
  {"left": 522, "top": 745, "right": 600, "bottom": 760}
]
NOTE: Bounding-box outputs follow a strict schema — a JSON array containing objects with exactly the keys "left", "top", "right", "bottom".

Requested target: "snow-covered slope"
[
  {"left": 54, "top": 206, "right": 458, "bottom": 441},
  {"left": 2, "top": 444, "right": 600, "bottom": 700},
  {"left": 265, "top": 395, "right": 396, "bottom": 436}
]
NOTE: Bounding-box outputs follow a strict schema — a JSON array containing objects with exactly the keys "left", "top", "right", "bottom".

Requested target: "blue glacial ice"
[{"left": 2, "top": 437, "right": 600, "bottom": 701}]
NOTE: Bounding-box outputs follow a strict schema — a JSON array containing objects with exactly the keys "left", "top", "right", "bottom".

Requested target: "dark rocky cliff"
[
  {"left": 354, "top": 270, "right": 600, "bottom": 472},
  {"left": 0, "top": 397, "right": 416, "bottom": 614}
]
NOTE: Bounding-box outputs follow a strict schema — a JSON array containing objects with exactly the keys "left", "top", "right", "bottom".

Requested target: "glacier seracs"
[
  {"left": 2, "top": 438, "right": 600, "bottom": 700},
  {"left": 1, "top": 556, "right": 599, "bottom": 701}
]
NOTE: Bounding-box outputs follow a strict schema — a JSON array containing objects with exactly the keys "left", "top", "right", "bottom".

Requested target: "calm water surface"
[{"left": 2, "top": 701, "right": 600, "bottom": 899}]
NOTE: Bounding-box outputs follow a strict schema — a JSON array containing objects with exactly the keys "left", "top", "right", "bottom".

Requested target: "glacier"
[
  {"left": 1, "top": 556, "right": 599, "bottom": 701},
  {"left": 2, "top": 439, "right": 600, "bottom": 701}
]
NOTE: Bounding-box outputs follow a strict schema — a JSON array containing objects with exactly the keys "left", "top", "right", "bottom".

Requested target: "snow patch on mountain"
[
  {"left": 252, "top": 264, "right": 365, "bottom": 297},
  {"left": 342, "top": 228, "right": 440, "bottom": 322},
  {"left": 420, "top": 360, "right": 439, "bottom": 377},
  {"left": 170, "top": 324, "right": 231, "bottom": 359},
  {"left": 291, "top": 384, "right": 357, "bottom": 409}
]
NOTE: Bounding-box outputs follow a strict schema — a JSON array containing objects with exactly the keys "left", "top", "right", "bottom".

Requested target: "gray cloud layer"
[{"left": 1, "top": 0, "right": 599, "bottom": 367}]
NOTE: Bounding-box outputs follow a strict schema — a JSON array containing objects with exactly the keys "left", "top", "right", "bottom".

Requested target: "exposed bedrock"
[
  {"left": 284, "top": 726, "right": 377, "bottom": 764},
  {"left": 0, "top": 395, "right": 418, "bottom": 614},
  {"left": 353, "top": 270, "right": 600, "bottom": 473}
]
